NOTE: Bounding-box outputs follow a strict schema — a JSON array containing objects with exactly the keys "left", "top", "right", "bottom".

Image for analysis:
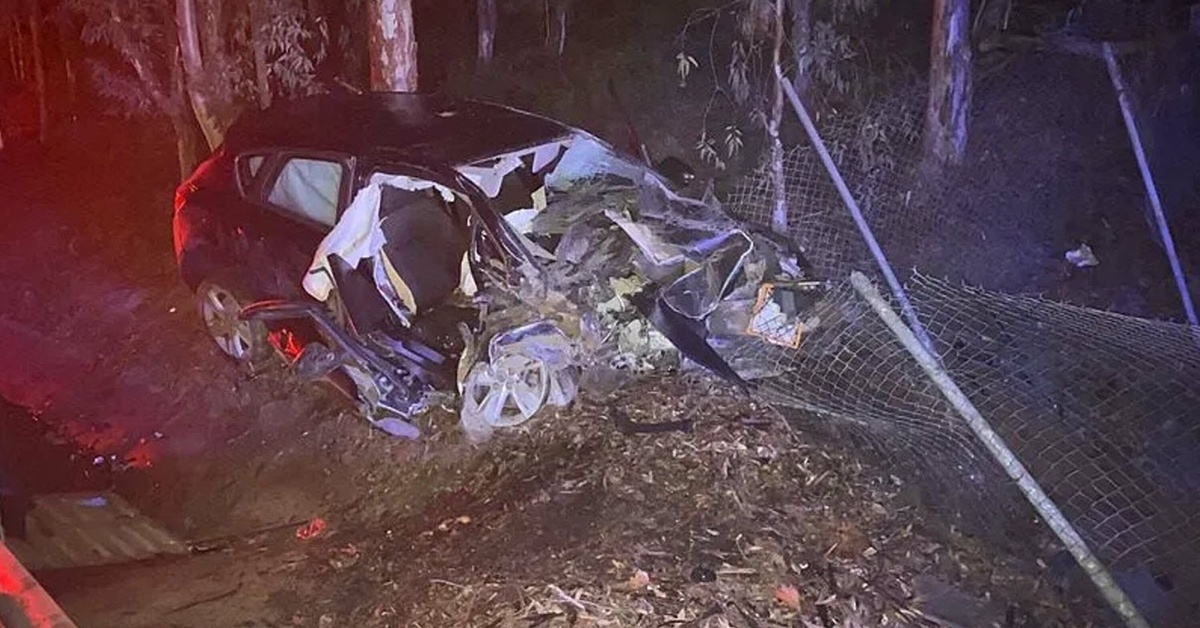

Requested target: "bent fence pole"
[
  {"left": 1102, "top": 42, "right": 1199, "bottom": 329},
  {"left": 777, "top": 67, "right": 936, "bottom": 353},
  {"left": 849, "top": 271, "right": 1151, "bottom": 628}
]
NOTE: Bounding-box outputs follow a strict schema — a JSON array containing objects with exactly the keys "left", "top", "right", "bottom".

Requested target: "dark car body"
[
  {"left": 174, "top": 93, "right": 560, "bottom": 298},
  {"left": 174, "top": 92, "right": 808, "bottom": 439}
]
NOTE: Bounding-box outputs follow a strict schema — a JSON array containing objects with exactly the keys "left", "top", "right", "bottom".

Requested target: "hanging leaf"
[{"left": 675, "top": 51, "right": 699, "bottom": 87}]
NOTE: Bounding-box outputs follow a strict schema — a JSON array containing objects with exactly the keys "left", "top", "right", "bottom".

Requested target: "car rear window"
[
  {"left": 267, "top": 157, "right": 344, "bottom": 227},
  {"left": 247, "top": 155, "right": 265, "bottom": 177}
]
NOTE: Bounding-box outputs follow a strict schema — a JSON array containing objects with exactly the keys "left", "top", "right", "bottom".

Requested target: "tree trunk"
[
  {"left": 171, "top": 112, "right": 205, "bottom": 179},
  {"left": 249, "top": 0, "right": 273, "bottom": 108},
  {"left": 925, "top": 0, "right": 971, "bottom": 166},
  {"left": 56, "top": 16, "right": 79, "bottom": 111},
  {"left": 769, "top": 0, "right": 788, "bottom": 235},
  {"left": 169, "top": 46, "right": 204, "bottom": 179},
  {"left": 13, "top": 16, "right": 26, "bottom": 82},
  {"left": 547, "top": 0, "right": 567, "bottom": 56},
  {"left": 27, "top": 1, "right": 46, "bottom": 143},
  {"left": 368, "top": 0, "right": 418, "bottom": 91},
  {"left": 7, "top": 24, "right": 17, "bottom": 82},
  {"left": 477, "top": 0, "right": 496, "bottom": 65},
  {"left": 197, "top": 0, "right": 224, "bottom": 59},
  {"left": 787, "top": 0, "right": 812, "bottom": 101},
  {"left": 176, "top": 0, "right": 224, "bottom": 149}
]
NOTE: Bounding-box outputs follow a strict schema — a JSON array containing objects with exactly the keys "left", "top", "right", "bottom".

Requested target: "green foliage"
[
  {"left": 84, "top": 57, "right": 157, "bottom": 116},
  {"left": 675, "top": 51, "right": 698, "bottom": 87},
  {"left": 677, "top": 0, "right": 884, "bottom": 171},
  {"left": 805, "top": 19, "right": 856, "bottom": 97},
  {"left": 63, "top": 0, "right": 327, "bottom": 119},
  {"left": 64, "top": 0, "right": 176, "bottom": 116},
  {"left": 256, "top": 0, "right": 328, "bottom": 98}
]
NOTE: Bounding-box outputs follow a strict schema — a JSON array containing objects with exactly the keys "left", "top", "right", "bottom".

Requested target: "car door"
[{"left": 239, "top": 151, "right": 353, "bottom": 300}]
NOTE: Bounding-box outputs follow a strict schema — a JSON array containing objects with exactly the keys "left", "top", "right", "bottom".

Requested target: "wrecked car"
[{"left": 173, "top": 92, "right": 816, "bottom": 440}]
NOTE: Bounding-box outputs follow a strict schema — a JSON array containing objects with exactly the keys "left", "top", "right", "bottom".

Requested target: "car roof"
[{"left": 222, "top": 92, "right": 575, "bottom": 167}]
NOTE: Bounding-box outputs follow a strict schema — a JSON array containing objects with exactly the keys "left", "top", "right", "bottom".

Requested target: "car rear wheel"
[{"left": 195, "top": 279, "right": 271, "bottom": 369}]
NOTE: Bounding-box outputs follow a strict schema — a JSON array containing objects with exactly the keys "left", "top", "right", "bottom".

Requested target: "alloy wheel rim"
[{"left": 199, "top": 286, "right": 253, "bottom": 360}]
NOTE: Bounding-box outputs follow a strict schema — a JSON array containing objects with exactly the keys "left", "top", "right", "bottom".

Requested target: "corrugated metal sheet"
[{"left": 5, "top": 492, "right": 186, "bottom": 571}]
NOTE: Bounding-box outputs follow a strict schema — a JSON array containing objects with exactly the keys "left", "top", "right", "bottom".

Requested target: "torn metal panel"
[
  {"left": 544, "top": 134, "right": 646, "bottom": 189},
  {"left": 455, "top": 139, "right": 570, "bottom": 197},
  {"left": 660, "top": 233, "right": 754, "bottom": 321},
  {"left": 303, "top": 172, "right": 459, "bottom": 307}
]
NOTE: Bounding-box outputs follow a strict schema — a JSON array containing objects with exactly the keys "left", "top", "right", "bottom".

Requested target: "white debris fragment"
[
  {"left": 1065, "top": 243, "right": 1099, "bottom": 268},
  {"left": 369, "top": 417, "right": 421, "bottom": 440}
]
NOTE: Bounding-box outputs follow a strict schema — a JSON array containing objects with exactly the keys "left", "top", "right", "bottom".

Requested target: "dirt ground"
[{"left": 2, "top": 33, "right": 1195, "bottom": 628}]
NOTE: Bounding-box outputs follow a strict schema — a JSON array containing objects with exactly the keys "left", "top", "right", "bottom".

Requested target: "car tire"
[{"left": 195, "top": 278, "right": 273, "bottom": 373}]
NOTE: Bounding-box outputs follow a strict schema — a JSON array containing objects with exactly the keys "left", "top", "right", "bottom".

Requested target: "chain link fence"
[
  {"left": 724, "top": 81, "right": 943, "bottom": 280},
  {"left": 717, "top": 46, "right": 1200, "bottom": 627}
]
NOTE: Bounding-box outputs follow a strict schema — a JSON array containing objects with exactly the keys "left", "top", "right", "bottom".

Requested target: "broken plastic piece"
[
  {"left": 1065, "top": 243, "right": 1099, "bottom": 268},
  {"left": 295, "top": 516, "right": 328, "bottom": 540},
  {"left": 369, "top": 416, "right": 422, "bottom": 440},
  {"left": 747, "top": 283, "right": 804, "bottom": 349}
]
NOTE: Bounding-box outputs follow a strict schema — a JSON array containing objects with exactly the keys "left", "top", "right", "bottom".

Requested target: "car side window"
[
  {"left": 266, "top": 157, "right": 344, "bottom": 227},
  {"left": 235, "top": 153, "right": 269, "bottom": 195}
]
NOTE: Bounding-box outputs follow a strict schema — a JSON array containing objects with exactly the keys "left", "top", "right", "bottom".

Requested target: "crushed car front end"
[{"left": 276, "top": 128, "right": 817, "bottom": 440}]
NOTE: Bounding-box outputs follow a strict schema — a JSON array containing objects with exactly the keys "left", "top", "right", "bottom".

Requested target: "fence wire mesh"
[
  {"left": 722, "top": 274, "right": 1200, "bottom": 627},
  {"left": 724, "top": 82, "right": 944, "bottom": 280},
  {"left": 718, "top": 46, "right": 1200, "bottom": 627}
]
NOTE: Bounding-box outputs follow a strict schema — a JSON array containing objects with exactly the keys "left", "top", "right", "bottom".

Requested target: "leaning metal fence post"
[
  {"left": 777, "top": 67, "right": 936, "bottom": 353},
  {"left": 849, "top": 271, "right": 1151, "bottom": 628},
  {"left": 1102, "top": 42, "right": 1199, "bottom": 329}
]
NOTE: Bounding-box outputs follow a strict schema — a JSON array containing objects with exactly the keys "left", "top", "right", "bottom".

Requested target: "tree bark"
[
  {"left": 171, "top": 112, "right": 205, "bottom": 178},
  {"left": 925, "top": 0, "right": 971, "bottom": 166},
  {"left": 368, "top": 0, "right": 418, "bottom": 91},
  {"left": 13, "top": 15, "right": 26, "bottom": 82},
  {"left": 56, "top": 15, "right": 79, "bottom": 111},
  {"left": 197, "top": 0, "right": 224, "bottom": 60},
  {"left": 547, "top": 0, "right": 567, "bottom": 56},
  {"left": 477, "top": 0, "right": 496, "bottom": 65},
  {"left": 769, "top": 0, "right": 788, "bottom": 235},
  {"left": 7, "top": 22, "right": 18, "bottom": 82},
  {"left": 27, "top": 0, "right": 46, "bottom": 143},
  {"left": 176, "top": 0, "right": 225, "bottom": 149},
  {"left": 249, "top": 0, "right": 273, "bottom": 108},
  {"left": 787, "top": 0, "right": 812, "bottom": 101},
  {"left": 169, "top": 40, "right": 205, "bottom": 179}
]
